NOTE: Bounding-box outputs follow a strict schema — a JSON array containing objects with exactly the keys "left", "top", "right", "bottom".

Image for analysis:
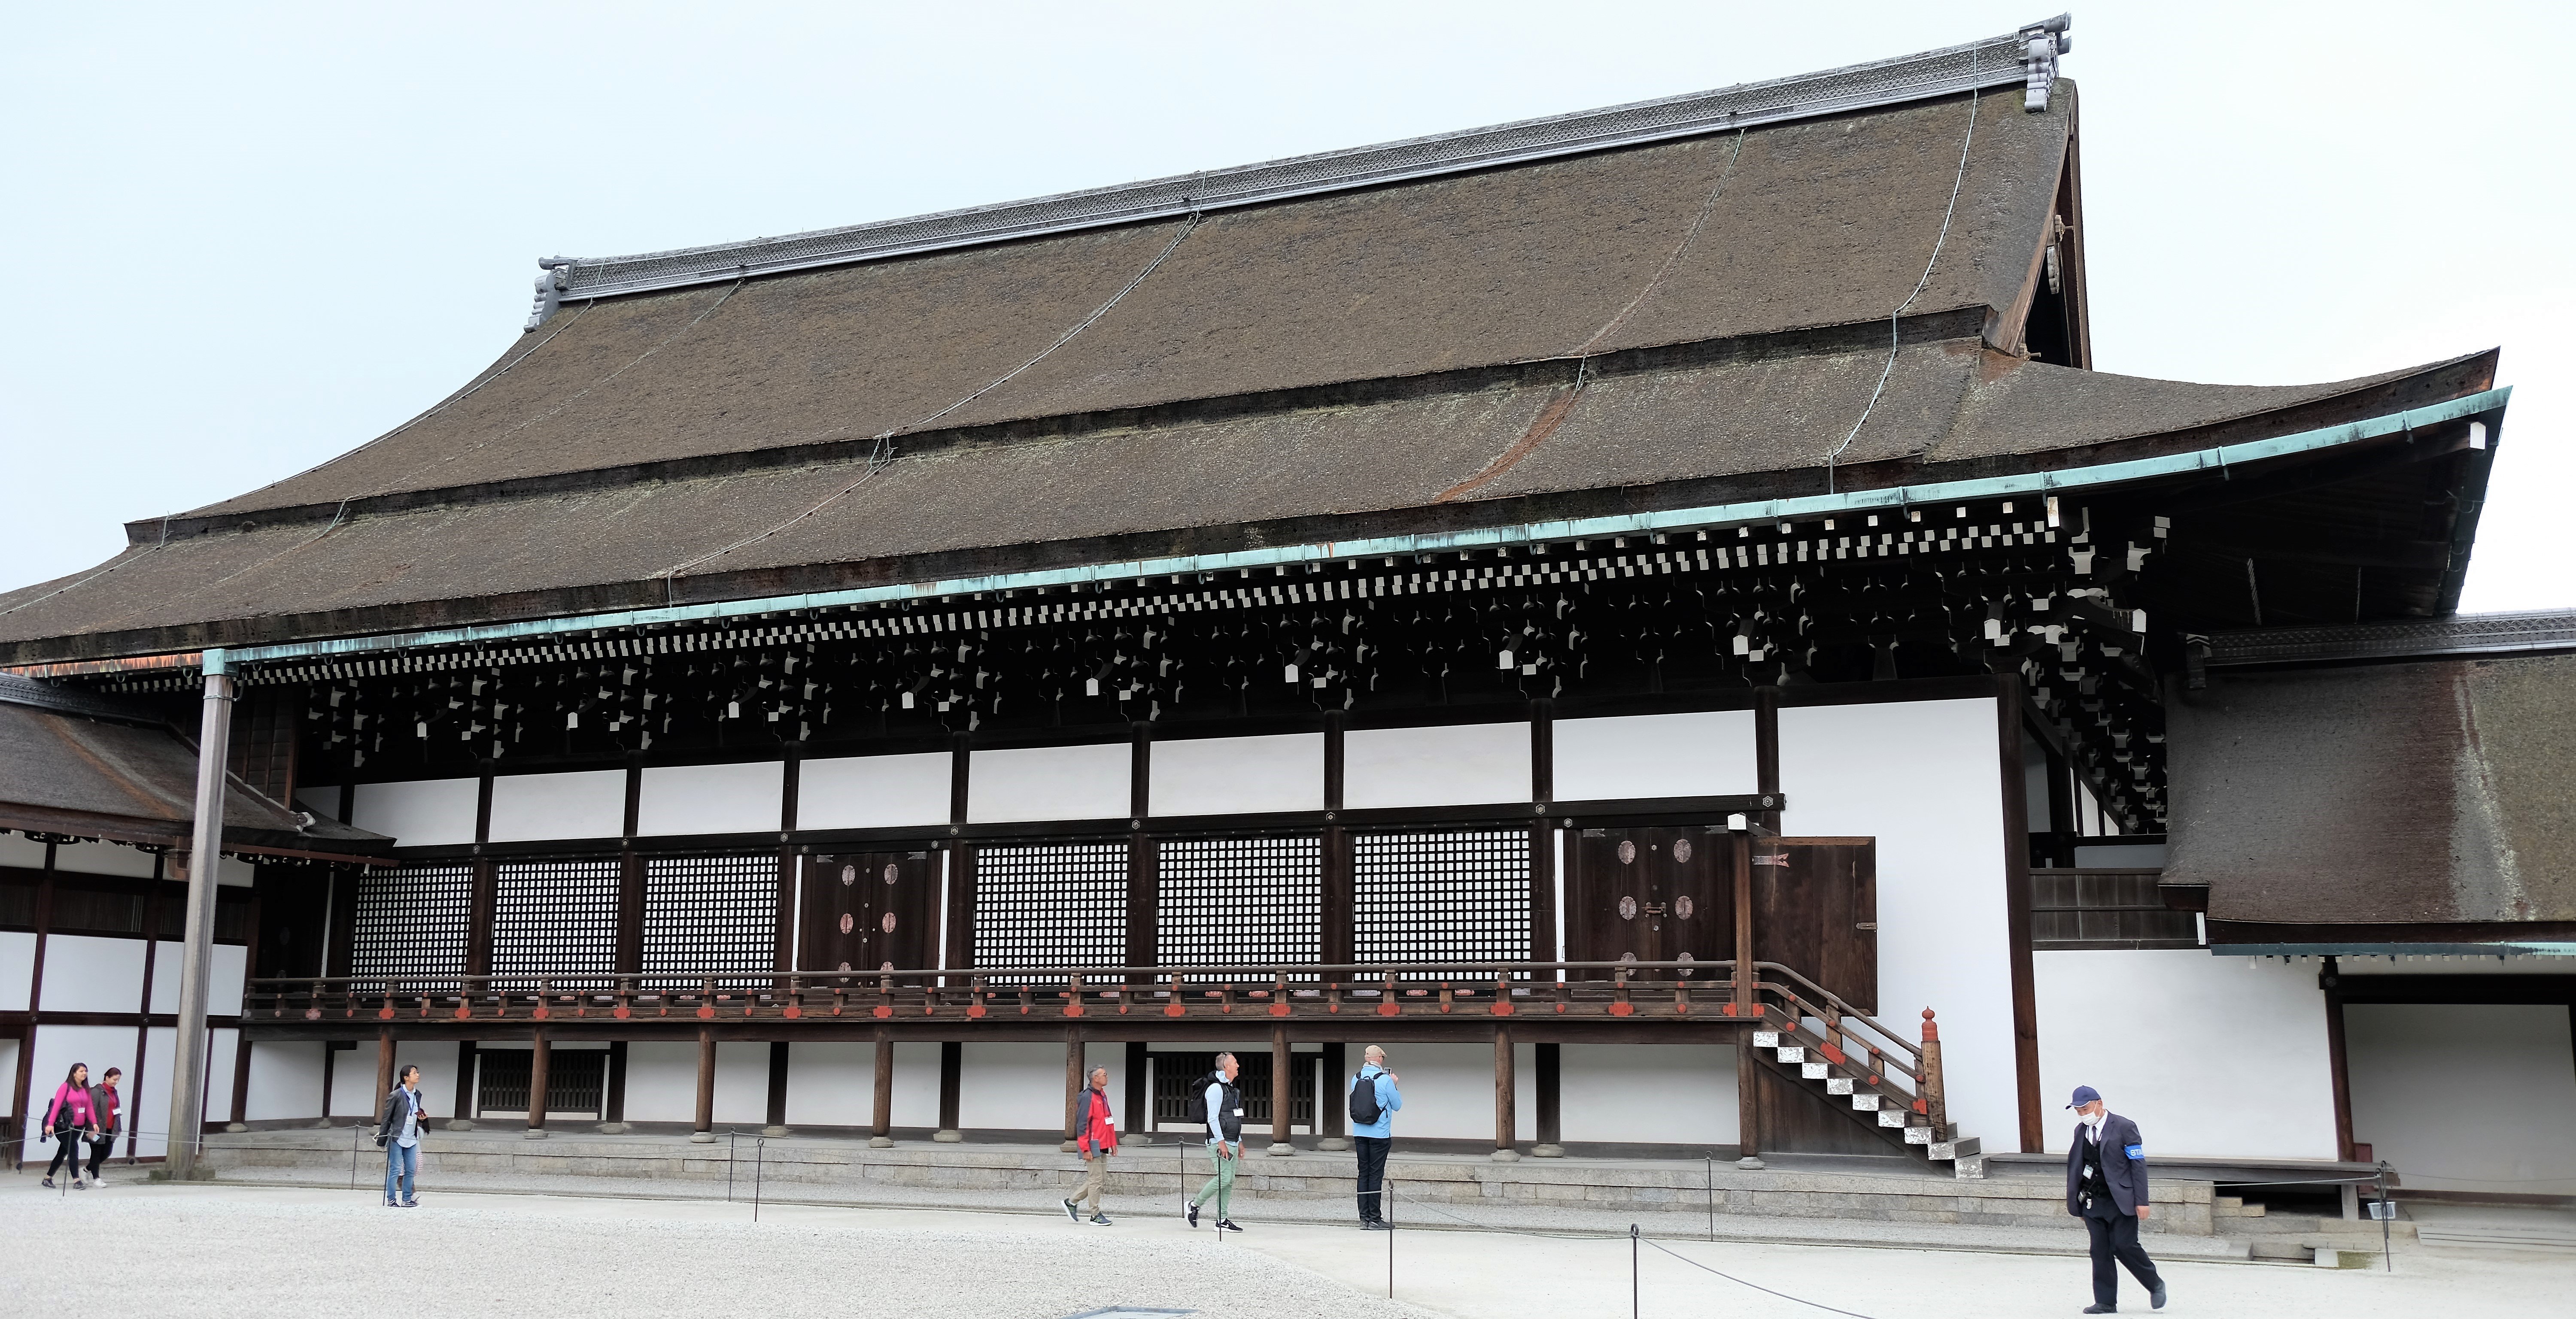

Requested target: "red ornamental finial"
[{"left": 1920, "top": 1007, "right": 1939, "bottom": 1041}]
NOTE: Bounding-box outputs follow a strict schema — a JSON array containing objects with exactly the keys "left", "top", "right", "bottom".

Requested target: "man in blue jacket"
[
  {"left": 1349, "top": 1045, "right": 1403, "bottom": 1229},
  {"left": 2065, "top": 1085, "right": 2166, "bottom": 1313}
]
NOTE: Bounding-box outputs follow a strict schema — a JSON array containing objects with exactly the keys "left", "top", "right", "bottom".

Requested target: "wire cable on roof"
[
  {"left": 1823, "top": 74, "right": 1982, "bottom": 495},
  {"left": 652, "top": 213, "right": 1204, "bottom": 596}
]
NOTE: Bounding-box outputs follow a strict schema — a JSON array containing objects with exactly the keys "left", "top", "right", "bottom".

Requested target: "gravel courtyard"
[{"left": 5, "top": 1177, "right": 2567, "bottom": 1319}]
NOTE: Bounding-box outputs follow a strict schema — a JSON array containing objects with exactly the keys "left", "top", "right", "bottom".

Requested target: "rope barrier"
[{"left": 1644, "top": 1236, "right": 1889, "bottom": 1319}]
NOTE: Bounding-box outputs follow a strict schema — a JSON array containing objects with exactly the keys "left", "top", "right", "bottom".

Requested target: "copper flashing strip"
[{"left": 538, "top": 29, "right": 2047, "bottom": 309}]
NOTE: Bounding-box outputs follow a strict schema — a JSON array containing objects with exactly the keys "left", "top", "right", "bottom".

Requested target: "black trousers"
[
  {"left": 2084, "top": 1207, "right": 2163, "bottom": 1307},
  {"left": 1354, "top": 1136, "right": 1391, "bottom": 1222},
  {"left": 45, "top": 1130, "right": 83, "bottom": 1179},
  {"left": 87, "top": 1132, "right": 116, "bottom": 1179}
]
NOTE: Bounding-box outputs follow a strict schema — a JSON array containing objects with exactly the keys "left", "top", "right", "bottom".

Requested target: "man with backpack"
[
  {"left": 1349, "top": 1045, "right": 1402, "bottom": 1229},
  {"left": 1182, "top": 1052, "right": 1247, "bottom": 1232}
]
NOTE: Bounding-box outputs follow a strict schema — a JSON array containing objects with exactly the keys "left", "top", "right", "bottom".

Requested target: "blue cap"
[{"left": 2067, "top": 1085, "right": 2102, "bottom": 1109}]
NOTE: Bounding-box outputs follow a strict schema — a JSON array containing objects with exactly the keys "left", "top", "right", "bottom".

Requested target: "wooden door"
[
  {"left": 1749, "top": 837, "right": 1877, "bottom": 1013},
  {"left": 1566, "top": 825, "right": 1732, "bottom": 979},
  {"left": 802, "top": 851, "right": 940, "bottom": 976}
]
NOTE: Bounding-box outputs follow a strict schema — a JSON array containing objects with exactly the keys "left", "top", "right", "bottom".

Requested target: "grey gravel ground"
[{"left": 1, "top": 1180, "right": 1440, "bottom": 1319}]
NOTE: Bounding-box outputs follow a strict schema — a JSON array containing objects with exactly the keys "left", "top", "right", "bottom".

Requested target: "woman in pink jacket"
[{"left": 42, "top": 1062, "right": 100, "bottom": 1189}]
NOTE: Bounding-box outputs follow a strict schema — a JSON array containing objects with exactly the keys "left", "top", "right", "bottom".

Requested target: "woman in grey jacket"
[{"left": 375, "top": 1065, "right": 431, "bottom": 1208}]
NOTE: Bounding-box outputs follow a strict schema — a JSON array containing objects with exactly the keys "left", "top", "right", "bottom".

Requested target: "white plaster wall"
[
  {"left": 351, "top": 778, "right": 480, "bottom": 847},
  {"left": 330, "top": 1047, "right": 383, "bottom": 1118},
  {"left": 1557, "top": 1044, "right": 1738, "bottom": 1146},
  {"left": 639, "top": 762, "right": 784, "bottom": 836},
  {"left": 123, "top": 1025, "right": 238, "bottom": 1156},
  {"left": 393, "top": 1042, "right": 463, "bottom": 1120},
  {"left": 2035, "top": 949, "right": 2337, "bottom": 1158},
  {"left": 246, "top": 1042, "right": 328, "bottom": 1122},
  {"left": 1554, "top": 710, "right": 1757, "bottom": 801},
  {"left": 799, "top": 752, "right": 953, "bottom": 830},
  {"left": 958, "top": 1042, "right": 1076, "bottom": 1130},
  {"left": 488, "top": 769, "right": 627, "bottom": 842},
  {"left": 1325, "top": 1042, "right": 1536, "bottom": 1142},
  {"left": 40, "top": 934, "right": 147, "bottom": 1013},
  {"left": 783, "top": 1041, "right": 947, "bottom": 1129},
  {"left": 1, "top": 930, "right": 33, "bottom": 1011},
  {"left": 1344, "top": 722, "right": 1530, "bottom": 809},
  {"left": 21, "top": 1024, "right": 133, "bottom": 1146},
  {"left": 968, "top": 743, "right": 1132, "bottom": 823},
  {"left": 617, "top": 1041, "right": 768, "bottom": 1125},
  {"left": 1150, "top": 733, "right": 1324, "bottom": 816},
  {"left": 2348, "top": 1003, "right": 2576, "bottom": 1195},
  {"left": 51, "top": 840, "right": 157, "bottom": 878},
  {"left": 0, "top": 831, "right": 48, "bottom": 867},
  {"left": 0, "top": 1039, "right": 15, "bottom": 1122},
  {"left": 146, "top": 942, "right": 246, "bottom": 1016},
  {"left": 1777, "top": 697, "right": 2019, "bottom": 1149}
]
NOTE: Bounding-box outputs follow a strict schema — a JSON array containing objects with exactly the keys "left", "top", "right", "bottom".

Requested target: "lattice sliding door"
[
  {"left": 971, "top": 842, "right": 1126, "bottom": 983},
  {"left": 1157, "top": 835, "right": 1322, "bottom": 979},
  {"left": 349, "top": 862, "right": 474, "bottom": 989},
  {"left": 491, "top": 858, "right": 621, "bottom": 990},
  {"left": 1352, "top": 829, "right": 1534, "bottom": 977},
  {"left": 643, "top": 853, "right": 782, "bottom": 990}
]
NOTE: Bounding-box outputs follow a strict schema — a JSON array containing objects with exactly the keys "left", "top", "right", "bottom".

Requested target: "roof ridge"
[{"left": 529, "top": 21, "right": 2070, "bottom": 319}]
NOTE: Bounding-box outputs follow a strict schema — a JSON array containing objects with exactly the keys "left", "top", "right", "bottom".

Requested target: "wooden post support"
[
  {"left": 1317, "top": 1041, "right": 1349, "bottom": 1151},
  {"left": 1732, "top": 829, "right": 1762, "bottom": 1166},
  {"left": 526, "top": 1028, "right": 550, "bottom": 1140},
  {"left": 1532, "top": 1042, "right": 1564, "bottom": 1157},
  {"left": 934, "top": 1040, "right": 963, "bottom": 1141},
  {"left": 762, "top": 1040, "right": 791, "bottom": 1137},
  {"left": 1267, "top": 1026, "right": 1295, "bottom": 1156},
  {"left": 374, "top": 1028, "right": 395, "bottom": 1115},
  {"left": 690, "top": 1028, "right": 717, "bottom": 1143},
  {"left": 1123, "top": 1040, "right": 1150, "bottom": 1138},
  {"left": 1753, "top": 685, "right": 1782, "bottom": 834},
  {"left": 599, "top": 1040, "right": 624, "bottom": 1133},
  {"left": 452, "top": 1041, "right": 479, "bottom": 1131},
  {"left": 1062, "top": 1028, "right": 1085, "bottom": 1153},
  {"left": 870, "top": 1029, "right": 895, "bottom": 1147},
  {"left": 1492, "top": 1024, "right": 1519, "bottom": 1161},
  {"left": 1920, "top": 1009, "right": 1947, "bottom": 1137}
]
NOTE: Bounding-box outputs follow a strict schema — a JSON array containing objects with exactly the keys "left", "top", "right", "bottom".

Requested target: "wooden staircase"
[{"left": 1749, "top": 969, "right": 1984, "bottom": 1178}]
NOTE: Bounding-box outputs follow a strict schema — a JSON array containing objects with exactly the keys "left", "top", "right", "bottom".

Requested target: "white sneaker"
[{"left": 89, "top": 1175, "right": 111, "bottom": 1187}]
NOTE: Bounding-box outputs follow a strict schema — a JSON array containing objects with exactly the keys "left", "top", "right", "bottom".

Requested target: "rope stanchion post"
[
  {"left": 349, "top": 1120, "right": 359, "bottom": 1192},
  {"left": 753, "top": 1136, "right": 766, "bottom": 1222},
  {"left": 1387, "top": 1171, "right": 1394, "bottom": 1299},
  {"left": 2376, "top": 1160, "right": 2393, "bottom": 1272},
  {"left": 1630, "top": 1223, "right": 1640, "bottom": 1319}
]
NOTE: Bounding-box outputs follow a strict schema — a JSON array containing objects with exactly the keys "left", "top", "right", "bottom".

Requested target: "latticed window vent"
[
  {"left": 1157, "top": 836, "right": 1323, "bottom": 981},
  {"left": 643, "top": 853, "right": 780, "bottom": 990},
  {"left": 973, "top": 842, "right": 1126, "bottom": 982},
  {"left": 491, "top": 858, "right": 620, "bottom": 990},
  {"left": 349, "top": 862, "right": 473, "bottom": 989},
  {"left": 1354, "top": 830, "right": 1532, "bottom": 977}
]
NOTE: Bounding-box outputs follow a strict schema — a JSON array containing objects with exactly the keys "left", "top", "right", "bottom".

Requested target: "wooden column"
[
  {"left": 1492, "top": 1024, "right": 1519, "bottom": 1161},
  {"left": 526, "top": 1028, "right": 550, "bottom": 1139},
  {"left": 601, "top": 1040, "right": 625, "bottom": 1131},
  {"left": 690, "top": 1028, "right": 717, "bottom": 1143},
  {"left": 934, "top": 1040, "right": 963, "bottom": 1141},
  {"left": 1533, "top": 1042, "right": 1563, "bottom": 1157},
  {"left": 762, "top": 1040, "right": 791, "bottom": 1137},
  {"left": 1317, "top": 1041, "right": 1348, "bottom": 1151},
  {"left": 1062, "top": 1028, "right": 1085, "bottom": 1153},
  {"left": 1122, "top": 1041, "right": 1149, "bottom": 1137},
  {"left": 870, "top": 1029, "right": 895, "bottom": 1147},
  {"left": 1753, "top": 686, "right": 1782, "bottom": 833},
  {"left": 2321, "top": 959, "right": 2356, "bottom": 1162},
  {"left": 1995, "top": 673, "right": 2043, "bottom": 1153},
  {"left": 1267, "top": 1027, "right": 1294, "bottom": 1156},
  {"left": 1732, "top": 829, "right": 1761, "bottom": 1164},
  {"left": 374, "top": 1028, "right": 395, "bottom": 1110},
  {"left": 453, "top": 1041, "right": 479, "bottom": 1130}
]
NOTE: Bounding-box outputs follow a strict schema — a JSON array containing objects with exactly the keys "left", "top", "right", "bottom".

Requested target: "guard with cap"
[{"left": 2065, "top": 1085, "right": 2166, "bottom": 1313}]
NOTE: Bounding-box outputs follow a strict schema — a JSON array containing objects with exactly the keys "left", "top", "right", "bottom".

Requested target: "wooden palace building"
[{"left": 6, "top": 19, "right": 2570, "bottom": 1195}]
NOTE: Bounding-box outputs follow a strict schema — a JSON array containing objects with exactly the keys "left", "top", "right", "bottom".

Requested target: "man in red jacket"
[{"left": 1061, "top": 1065, "right": 1118, "bottom": 1225}]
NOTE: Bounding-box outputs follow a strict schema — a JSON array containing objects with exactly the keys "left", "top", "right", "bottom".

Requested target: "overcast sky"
[{"left": 6, "top": 2, "right": 2568, "bottom": 613}]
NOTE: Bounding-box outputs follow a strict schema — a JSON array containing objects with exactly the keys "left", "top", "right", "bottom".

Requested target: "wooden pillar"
[
  {"left": 1732, "top": 829, "right": 1761, "bottom": 1164},
  {"left": 526, "top": 1028, "right": 550, "bottom": 1139},
  {"left": 1996, "top": 673, "right": 2043, "bottom": 1153},
  {"left": 871, "top": 1030, "right": 895, "bottom": 1147},
  {"left": 374, "top": 1028, "right": 395, "bottom": 1109},
  {"left": 1267, "top": 1027, "right": 1294, "bottom": 1156},
  {"left": 762, "top": 1040, "right": 791, "bottom": 1137},
  {"left": 1753, "top": 685, "right": 1782, "bottom": 834},
  {"left": 690, "top": 1028, "right": 716, "bottom": 1143},
  {"left": 1061, "top": 1028, "right": 1086, "bottom": 1153},
  {"left": 1533, "top": 1042, "right": 1563, "bottom": 1157},
  {"left": 1317, "top": 1041, "right": 1349, "bottom": 1151},
  {"left": 934, "top": 1040, "right": 963, "bottom": 1141},
  {"left": 2321, "top": 959, "right": 2356, "bottom": 1162},
  {"left": 453, "top": 1041, "right": 479, "bottom": 1130},
  {"left": 1122, "top": 1041, "right": 1149, "bottom": 1137},
  {"left": 316, "top": 1040, "right": 337, "bottom": 1129},
  {"left": 1492, "top": 1024, "right": 1519, "bottom": 1161},
  {"left": 601, "top": 1040, "right": 625, "bottom": 1131}
]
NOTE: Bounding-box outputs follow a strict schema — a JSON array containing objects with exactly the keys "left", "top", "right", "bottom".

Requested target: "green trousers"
[{"left": 1194, "top": 1142, "right": 1238, "bottom": 1214}]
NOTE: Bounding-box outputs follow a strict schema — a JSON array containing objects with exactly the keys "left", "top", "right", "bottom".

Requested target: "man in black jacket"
[{"left": 2065, "top": 1085, "right": 2166, "bottom": 1313}]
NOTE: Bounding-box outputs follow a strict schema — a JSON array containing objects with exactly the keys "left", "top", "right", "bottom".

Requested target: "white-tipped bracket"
[
  {"left": 526, "top": 257, "right": 575, "bottom": 330},
  {"left": 2020, "top": 13, "right": 2072, "bottom": 112}
]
